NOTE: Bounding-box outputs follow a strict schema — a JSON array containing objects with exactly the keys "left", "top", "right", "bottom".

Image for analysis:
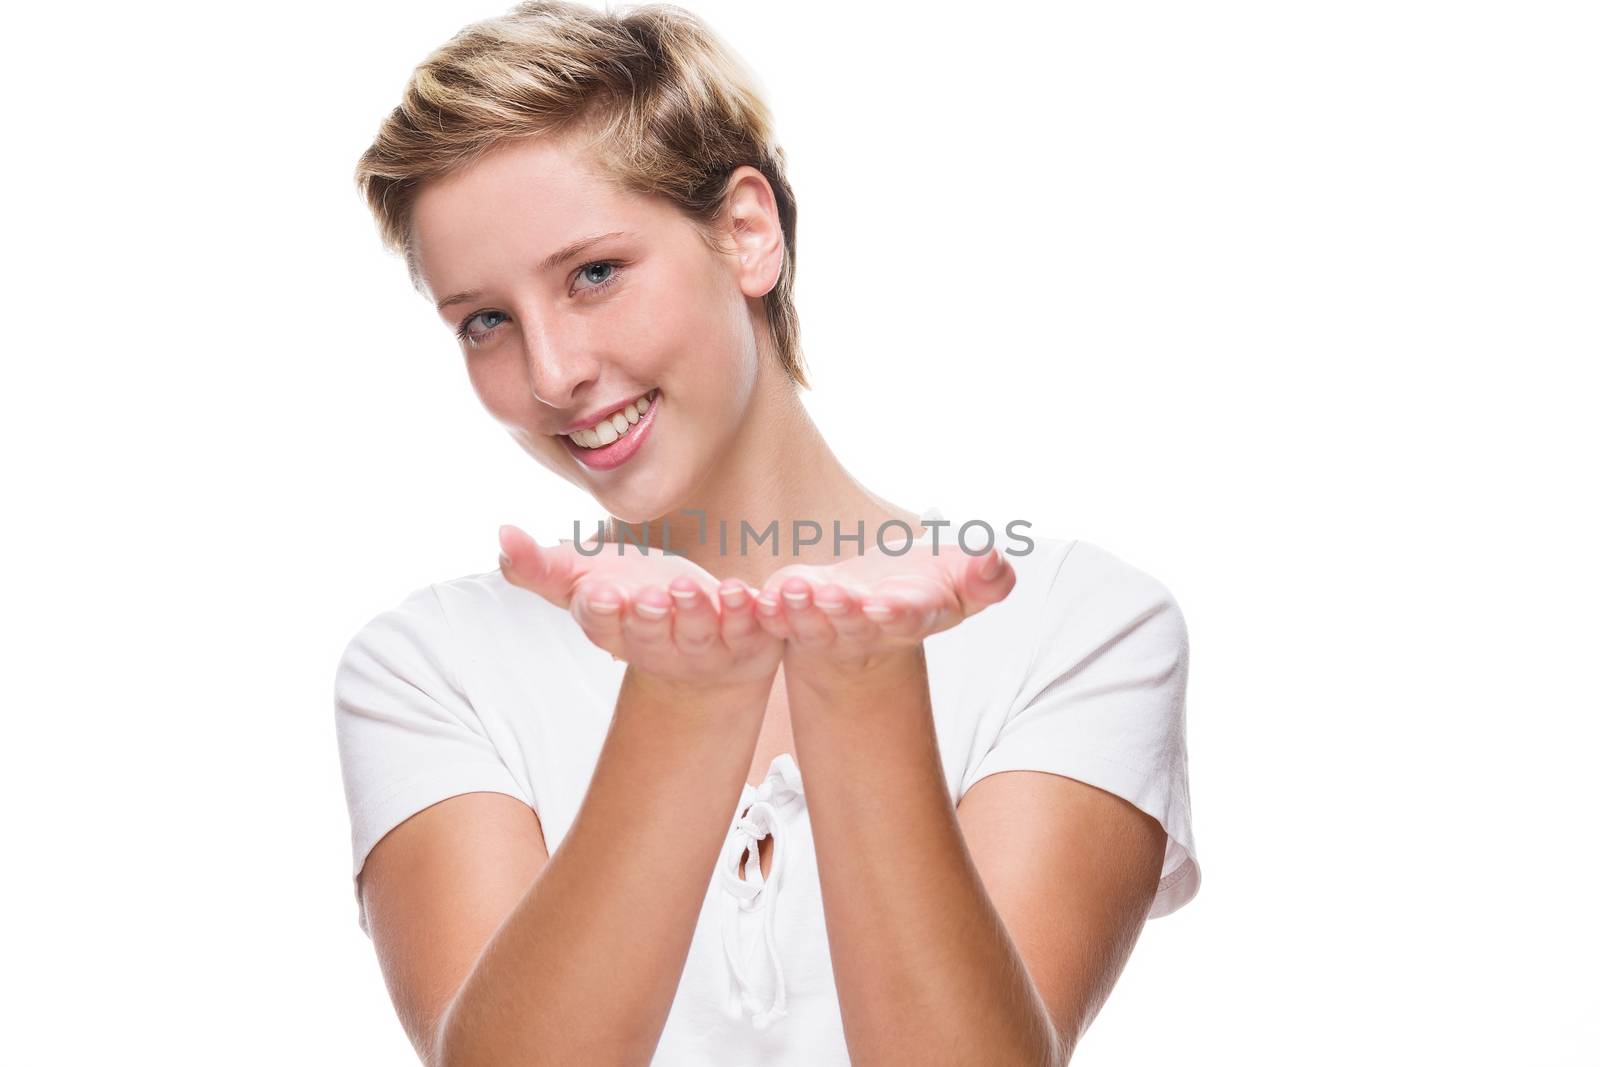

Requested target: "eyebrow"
[{"left": 434, "top": 230, "right": 634, "bottom": 312}]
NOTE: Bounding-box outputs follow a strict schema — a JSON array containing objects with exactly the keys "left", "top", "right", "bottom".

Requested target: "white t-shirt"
[{"left": 333, "top": 511, "right": 1200, "bottom": 1065}]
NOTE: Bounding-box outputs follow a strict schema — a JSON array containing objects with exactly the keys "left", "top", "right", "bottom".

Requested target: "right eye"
[{"left": 455, "top": 310, "right": 508, "bottom": 347}]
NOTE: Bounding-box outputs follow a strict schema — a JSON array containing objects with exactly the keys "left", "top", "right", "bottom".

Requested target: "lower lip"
[{"left": 560, "top": 395, "right": 659, "bottom": 471}]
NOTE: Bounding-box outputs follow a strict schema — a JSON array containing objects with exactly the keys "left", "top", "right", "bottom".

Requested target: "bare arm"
[
  {"left": 359, "top": 790, "right": 551, "bottom": 1063},
  {"left": 785, "top": 650, "right": 1071, "bottom": 1065},
  {"left": 786, "top": 651, "right": 1163, "bottom": 1066},
  {"left": 353, "top": 531, "right": 790, "bottom": 1062},
  {"left": 750, "top": 546, "right": 1174, "bottom": 1064},
  {"left": 364, "top": 668, "right": 771, "bottom": 1065},
  {"left": 430, "top": 667, "right": 770, "bottom": 1065},
  {"left": 358, "top": 529, "right": 781, "bottom": 1064}
]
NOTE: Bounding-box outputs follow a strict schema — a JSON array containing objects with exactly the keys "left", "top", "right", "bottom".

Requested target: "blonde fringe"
[{"left": 354, "top": 1, "right": 808, "bottom": 387}]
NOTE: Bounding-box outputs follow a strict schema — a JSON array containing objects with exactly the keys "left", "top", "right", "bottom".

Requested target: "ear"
[{"left": 720, "top": 164, "right": 785, "bottom": 300}]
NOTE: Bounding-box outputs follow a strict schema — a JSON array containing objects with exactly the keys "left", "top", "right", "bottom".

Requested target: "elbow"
[
  {"left": 431, "top": 1019, "right": 497, "bottom": 1067},
  {"left": 426, "top": 978, "right": 662, "bottom": 1067},
  {"left": 1032, "top": 1004, "right": 1076, "bottom": 1067},
  {"left": 425, "top": 1023, "right": 454, "bottom": 1067},
  {"left": 431, "top": 1030, "right": 478, "bottom": 1067},
  {"left": 428, "top": 1000, "right": 473, "bottom": 1067},
  {"left": 1047, "top": 1017, "right": 1081, "bottom": 1067},
  {"left": 429, "top": 1008, "right": 654, "bottom": 1067}
]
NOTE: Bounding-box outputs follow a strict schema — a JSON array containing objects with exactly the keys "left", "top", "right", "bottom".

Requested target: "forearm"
[
  {"left": 436, "top": 666, "right": 770, "bottom": 1067},
  {"left": 787, "top": 648, "right": 1065, "bottom": 1066}
]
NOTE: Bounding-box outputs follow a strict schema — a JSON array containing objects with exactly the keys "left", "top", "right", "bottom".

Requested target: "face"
[{"left": 408, "top": 134, "right": 785, "bottom": 523}]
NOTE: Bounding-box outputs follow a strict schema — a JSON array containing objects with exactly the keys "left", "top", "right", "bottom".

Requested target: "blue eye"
[
  {"left": 577, "top": 261, "right": 617, "bottom": 289},
  {"left": 452, "top": 260, "right": 625, "bottom": 349},
  {"left": 573, "top": 259, "right": 626, "bottom": 299},
  {"left": 454, "top": 310, "right": 508, "bottom": 347}
]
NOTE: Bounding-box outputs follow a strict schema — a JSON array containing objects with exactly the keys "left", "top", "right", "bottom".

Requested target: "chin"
[
  {"left": 531, "top": 410, "right": 706, "bottom": 528},
  {"left": 589, "top": 486, "right": 679, "bottom": 528}
]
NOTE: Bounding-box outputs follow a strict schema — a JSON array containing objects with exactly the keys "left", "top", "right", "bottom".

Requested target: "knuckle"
[
  {"left": 679, "top": 630, "right": 718, "bottom": 653},
  {"left": 623, "top": 619, "right": 665, "bottom": 644}
]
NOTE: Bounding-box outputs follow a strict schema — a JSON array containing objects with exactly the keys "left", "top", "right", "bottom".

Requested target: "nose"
[{"left": 518, "top": 318, "right": 600, "bottom": 414}]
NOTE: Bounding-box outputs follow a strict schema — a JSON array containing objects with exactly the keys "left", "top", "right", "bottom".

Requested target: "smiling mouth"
[{"left": 561, "top": 389, "right": 657, "bottom": 449}]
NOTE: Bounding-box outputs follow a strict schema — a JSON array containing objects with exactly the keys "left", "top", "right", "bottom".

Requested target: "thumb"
[
  {"left": 959, "top": 547, "right": 1014, "bottom": 612},
  {"left": 498, "top": 525, "right": 577, "bottom": 606},
  {"left": 498, "top": 523, "right": 538, "bottom": 568}
]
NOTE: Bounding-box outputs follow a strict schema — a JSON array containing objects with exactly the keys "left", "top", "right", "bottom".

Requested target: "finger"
[
  {"left": 499, "top": 524, "right": 582, "bottom": 607},
  {"left": 753, "top": 584, "right": 793, "bottom": 640},
  {"left": 498, "top": 524, "right": 543, "bottom": 589},
  {"left": 813, "top": 581, "right": 876, "bottom": 643},
  {"left": 959, "top": 547, "right": 1017, "bottom": 612},
  {"left": 668, "top": 576, "right": 719, "bottom": 654},
  {"left": 717, "top": 579, "right": 765, "bottom": 650},
  {"left": 860, "top": 590, "right": 935, "bottom": 640},
  {"left": 572, "top": 581, "right": 626, "bottom": 656},
  {"left": 622, "top": 584, "right": 675, "bottom": 651},
  {"left": 779, "top": 577, "right": 836, "bottom": 648}
]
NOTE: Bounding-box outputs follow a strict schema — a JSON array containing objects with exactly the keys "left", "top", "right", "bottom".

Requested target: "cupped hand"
[
  {"left": 497, "top": 524, "right": 784, "bottom": 689},
  {"left": 751, "top": 542, "right": 1017, "bottom": 674}
]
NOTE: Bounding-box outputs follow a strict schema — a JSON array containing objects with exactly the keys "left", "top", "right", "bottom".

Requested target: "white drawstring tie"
[{"left": 718, "top": 755, "right": 804, "bottom": 1029}]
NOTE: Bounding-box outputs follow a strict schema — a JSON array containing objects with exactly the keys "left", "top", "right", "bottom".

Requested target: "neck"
[{"left": 600, "top": 372, "right": 922, "bottom": 587}]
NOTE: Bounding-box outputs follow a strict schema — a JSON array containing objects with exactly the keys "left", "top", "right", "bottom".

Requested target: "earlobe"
[
  {"left": 722, "top": 165, "right": 784, "bottom": 299},
  {"left": 742, "top": 246, "right": 781, "bottom": 299},
  {"left": 737, "top": 256, "right": 779, "bottom": 301}
]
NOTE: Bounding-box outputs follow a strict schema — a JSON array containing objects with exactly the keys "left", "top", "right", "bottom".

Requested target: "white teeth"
[{"left": 565, "top": 390, "right": 655, "bottom": 449}]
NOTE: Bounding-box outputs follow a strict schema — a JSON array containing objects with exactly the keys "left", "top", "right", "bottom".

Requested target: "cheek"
[
  {"left": 657, "top": 302, "right": 755, "bottom": 405},
  {"left": 633, "top": 259, "right": 748, "bottom": 377},
  {"left": 617, "top": 291, "right": 698, "bottom": 377},
  {"left": 465, "top": 357, "right": 530, "bottom": 426}
]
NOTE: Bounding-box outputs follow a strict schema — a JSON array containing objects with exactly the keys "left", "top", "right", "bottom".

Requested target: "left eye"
[{"left": 576, "top": 261, "right": 623, "bottom": 293}]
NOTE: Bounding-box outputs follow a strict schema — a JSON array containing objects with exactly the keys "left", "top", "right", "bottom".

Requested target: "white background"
[{"left": 4, "top": 0, "right": 1595, "bottom": 1063}]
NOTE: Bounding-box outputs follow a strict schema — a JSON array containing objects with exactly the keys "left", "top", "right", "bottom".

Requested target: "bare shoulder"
[{"left": 360, "top": 792, "right": 550, "bottom": 1063}]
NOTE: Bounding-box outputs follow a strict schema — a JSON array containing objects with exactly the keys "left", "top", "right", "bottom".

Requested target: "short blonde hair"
[{"left": 354, "top": 0, "right": 809, "bottom": 388}]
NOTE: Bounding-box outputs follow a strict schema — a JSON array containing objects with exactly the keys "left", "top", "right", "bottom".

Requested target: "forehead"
[{"left": 409, "top": 136, "right": 663, "bottom": 291}]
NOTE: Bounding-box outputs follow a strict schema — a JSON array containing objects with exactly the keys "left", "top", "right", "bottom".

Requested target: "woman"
[{"left": 335, "top": 3, "right": 1201, "bottom": 1064}]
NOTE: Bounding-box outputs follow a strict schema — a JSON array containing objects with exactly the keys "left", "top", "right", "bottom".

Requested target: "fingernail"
[
  {"left": 720, "top": 584, "right": 748, "bottom": 608},
  {"left": 816, "top": 597, "right": 848, "bottom": 615},
  {"left": 782, "top": 589, "right": 809, "bottom": 606},
  {"left": 980, "top": 550, "right": 1004, "bottom": 580},
  {"left": 498, "top": 552, "right": 514, "bottom": 572},
  {"left": 634, "top": 601, "right": 668, "bottom": 618},
  {"left": 862, "top": 602, "right": 893, "bottom": 620},
  {"left": 670, "top": 586, "right": 698, "bottom": 603},
  {"left": 757, "top": 595, "right": 781, "bottom": 616},
  {"left": 589, "top": 596, "right": 619, "bottom": 615}
]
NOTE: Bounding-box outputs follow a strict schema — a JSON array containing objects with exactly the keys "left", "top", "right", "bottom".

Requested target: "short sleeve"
[
  {"left": 963, "top": 541, "right": 1200, "bottom": 918},
  {"left": 332, "top": 582, "right": 532, "bottom": 936}
]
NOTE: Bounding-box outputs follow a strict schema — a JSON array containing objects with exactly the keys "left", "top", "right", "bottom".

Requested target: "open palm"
[
  {"left": 497, "top": 524, "right": 784, "bottom": 688},
  {"left": 750, "top": 541, "right": 1017, "bottom": 671}
]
